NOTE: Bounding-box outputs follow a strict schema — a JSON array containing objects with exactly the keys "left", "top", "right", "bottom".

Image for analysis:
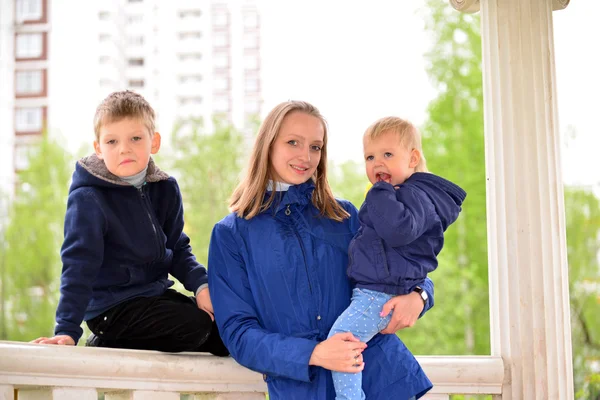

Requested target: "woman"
[{"left": 208, "top": 101, "right": 433, "bottom": 399}]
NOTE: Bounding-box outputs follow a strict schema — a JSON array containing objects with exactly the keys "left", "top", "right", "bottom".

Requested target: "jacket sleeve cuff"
[{"left": 195, "top": 283, "right": 209, "bottom": 297}]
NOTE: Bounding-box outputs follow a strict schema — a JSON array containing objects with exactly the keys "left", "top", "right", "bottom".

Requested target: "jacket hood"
[
  {"left": 69, "top": 154, "right": 169, "bottom": 193},
  {"left": 404, "top": 172, "right": 467, "bottom": 230}
]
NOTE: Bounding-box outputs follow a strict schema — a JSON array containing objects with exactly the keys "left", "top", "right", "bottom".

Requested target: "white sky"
[{"left": 258, "top": 0, "right": 600, "bottom": 190}]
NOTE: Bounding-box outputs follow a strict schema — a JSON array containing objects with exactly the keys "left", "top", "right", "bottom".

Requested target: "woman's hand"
[
  {"left": 379, "top": 291, "right": 424, "bottom": 334},
  {"left": 309, "top": 332, "right": 367, "bottom": 373},
  {"left": 31, "top": 335, "right": 75, "bottom": 345},
  {"left": 196, "top": 287, "right": 215, "bottom": 321}
]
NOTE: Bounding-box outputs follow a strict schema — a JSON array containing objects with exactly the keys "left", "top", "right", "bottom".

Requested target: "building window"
[
  {"left": 128, "top": 58, "right": 144, "bottom": 66},
  {"left": 178, "top": 75, "right": 202, "bottom": 84},
  {"left": 15, "top": 33, "right": 43, "bottom": 59},
  {"left": 245, "top": 78, "right": 259, "bottom": 92},
  {"left": 128, "top": 36, "right": 145, "bottom": 46},
  {"left": 214, "top": 33, "right": 228, "bottom": 48},
  {"left": 16, "top": 70, "right": 43, "bottom": 95},
  {"left": 179, "top": 31, "right": 202, "bottom": 40},
  {"left": 243, "top": 13, "right": 258, "bottom": 28},
  {"left": 178, "top": 96, "right": 203, "bottom": 106},
  {"left": 245, "top": 99, "right": 260, "bottom": 114},
  {"left": 213, "top": 77, "right": 229, "bottom": 91},
  {"left": 128, "top": 79, "right": 145, "bottom": 88},
  {"left": 244, "top": 55, "right": 259, "bottom": 70},
  {"left": 178, "top": 53, "right": 202, "bottom": 62},
  {"left": 99, "top": 55, "right": 110, "bottom": 64},
  {"left": 214, "top": 54, "right": 229, "bottom": 68},
  {"left": 213, "top": 97, "right": 229, "bottom": 113},
  {"left": 128, "top": 0, "right": 143, "bottom": 3},
  {"left": 179, "top": 10, "right": 202, "bottom": 18},
  {"left": 243, "top": 34, "right": 259, "bottom": 49},
  {"left": 98, "top": 11, "right": 110, "bottom": 20},
  {"left": 213, "top": 13, "right": 228, "bottom": 27},
  {"left": 128, "top": 14, "right": 143, "bottom": 24},
  {"left": 99, "top": 34, "right": 111, "bottom": 42},
  {"left": 15, "top": 108, "right": 43, "bottom": 132},
  {"left": 16, "top": 0, "right": 42, "bottom": 22}
]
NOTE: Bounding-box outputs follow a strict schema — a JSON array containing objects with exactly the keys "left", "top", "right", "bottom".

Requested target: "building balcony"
[{"left": 0, "top": 341, "right": 503, "bottom": 399}]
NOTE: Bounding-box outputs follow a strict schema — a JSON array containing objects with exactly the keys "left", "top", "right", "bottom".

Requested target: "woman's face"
[{"left": 270, "top": 111, "right": 325, "bottom": 185}]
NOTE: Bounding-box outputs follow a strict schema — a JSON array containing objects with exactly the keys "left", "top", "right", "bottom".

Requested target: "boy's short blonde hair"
[
  {"left": 363, "top": 116, "right": 428, "bottom": 173},
  {"left": 93, "top": 90, "right": 156, "bottom": 140}
]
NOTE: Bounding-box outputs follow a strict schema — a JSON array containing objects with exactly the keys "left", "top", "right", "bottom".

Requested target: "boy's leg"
[
  {"left": 327, "top": 288, "right": 392, "bottom": 400},
  {"left": 86, "top": 289, "right": 227, "bottom": 354}
]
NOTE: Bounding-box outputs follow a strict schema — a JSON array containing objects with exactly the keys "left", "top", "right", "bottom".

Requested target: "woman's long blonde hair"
[{"left": 229, "top": 100, "right": 350, "bottom": 221}]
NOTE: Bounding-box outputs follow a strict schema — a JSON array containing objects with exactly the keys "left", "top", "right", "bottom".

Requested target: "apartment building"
[{"left": 0, "top": 0, "right": 262, "bottom": 198}]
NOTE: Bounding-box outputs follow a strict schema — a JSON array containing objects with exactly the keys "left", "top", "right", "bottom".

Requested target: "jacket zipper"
[
  {"left": 287, "top": 205, "right": 313, "bottom": 295},
  {"left": 138, "top": 185, "right": 161, "bottom": 259}
]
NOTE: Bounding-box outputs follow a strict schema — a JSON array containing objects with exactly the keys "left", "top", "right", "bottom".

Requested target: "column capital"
[{"left": 449, "top": 0, "right": 570, "bottom": 13}]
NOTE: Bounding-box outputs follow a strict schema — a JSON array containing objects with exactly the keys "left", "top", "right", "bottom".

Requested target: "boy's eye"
[
  {"left": 106, "top": 139, "right": 116, "bottom": 145},
  {"left": 384, "top": 152, "right": 393, "bottom": 158},
  {"left": 287, "top": 140, "right": 298, "bottom": 146},
  {"left": 132, "top": 136, "right": 142, "bottom": 142},
  {"left": 365, "top": 155, "right": 374, "bottom": 161},
  {"left": 311, "top": 145, "right": 322, "bottom": 151}
]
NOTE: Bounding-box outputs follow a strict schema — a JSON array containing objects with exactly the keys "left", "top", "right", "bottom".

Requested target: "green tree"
[
  {"left": 328, "top": 160, "right": 367, "bottom": 208},
  {"left": 1, "top": 136, "right": 72, "bottom": 341},
  {"left": 400, "top": 1, "right": 490, "bottom": 356},
  {"left": 168, "top": 118, "right": 246, "bottom": 267},
  {"left": 565, "top": 187, "right": 600, "bottom": 396}
]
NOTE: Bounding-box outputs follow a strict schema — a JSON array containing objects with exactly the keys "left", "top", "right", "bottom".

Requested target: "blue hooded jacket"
[
  {"left": 55, "top": 154, "right": 207, "bottom": 343},
  {"left": 349, "top": 172, "right": 466, "bottom": 295},
  {"left": 208, "top": 181, "right": 434, "bottom": 399}
]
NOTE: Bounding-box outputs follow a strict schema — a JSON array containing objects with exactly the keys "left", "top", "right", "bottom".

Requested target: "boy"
[
  {"left": 32, "top": 91, "right": 228, "bottom": 355},
  {"left": 328, "top": 117, "right": 467, "bottom": 400}
]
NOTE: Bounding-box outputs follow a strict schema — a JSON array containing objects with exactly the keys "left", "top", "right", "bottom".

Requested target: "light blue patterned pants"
[{"left": 328, "top": 288, "right": 395, "bottom": 400}]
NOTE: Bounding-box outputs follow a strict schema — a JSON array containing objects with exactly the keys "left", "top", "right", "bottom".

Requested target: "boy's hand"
[
  {"left": 196, "top": 287, "right": 215, "bottom": 321},
  {"left": 31, "top": 335, "right": 75, "bottom": 346}
]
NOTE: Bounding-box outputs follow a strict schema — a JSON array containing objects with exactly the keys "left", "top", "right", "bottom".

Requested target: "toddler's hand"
[
  {"left": 31, "top": 335, "right": 75, "bottom": 346},
  {"left": 196, "top": 287, "right": 215, "bottom": 321}
]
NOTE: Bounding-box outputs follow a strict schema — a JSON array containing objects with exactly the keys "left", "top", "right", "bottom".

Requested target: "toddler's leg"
[{"left": 328, "top": 288, "right": 392, "bottom": 400}]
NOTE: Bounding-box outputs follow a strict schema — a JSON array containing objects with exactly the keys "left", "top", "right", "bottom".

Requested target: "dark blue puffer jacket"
[
  {"left": 55, "top": 154, "right": 206, "bottom": 343},
  {"left": 348, "top": 172, "right": 466, "bottom": 296}
]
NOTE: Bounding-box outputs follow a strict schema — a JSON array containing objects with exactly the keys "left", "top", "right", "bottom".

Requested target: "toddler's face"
[
  {"left": 363, "top": 131, "right": 417, "bottom": 186},
  {"left": 94, "top": 117, "right": 160, "bottom": 177}
]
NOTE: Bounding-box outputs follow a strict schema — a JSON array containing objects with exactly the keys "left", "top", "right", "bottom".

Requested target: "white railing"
[{"left": 0, "top": 341, "right": 504, "bottom": 399}]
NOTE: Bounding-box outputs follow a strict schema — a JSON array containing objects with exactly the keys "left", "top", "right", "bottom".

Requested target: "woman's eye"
[
  {"left": 311, "top": 145, "right": 322, "bottom": 151},
  {"left": 287, "top": 140, "right": 297, "bottom": 146}
]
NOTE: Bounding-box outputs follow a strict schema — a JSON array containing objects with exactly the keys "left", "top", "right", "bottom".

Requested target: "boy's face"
[
  {"left": 270, "top": 111, "right": 324, "bottom": 185},
  {"left": 94, "top": 117, "right": 161, "bottom": 177},
  {"left": 363, "top": 131, "right": 420, "bottom": 186}
]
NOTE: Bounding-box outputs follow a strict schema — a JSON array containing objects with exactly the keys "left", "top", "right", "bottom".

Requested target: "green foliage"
[
  {"left": 566, "top": 187, "right": 600, "bottom": 394},
  {"left": 0, "top": 136, "right": 72, "bottom": 340},
  {"left": 399, "top": 0, "right": 490, "bottom": 356},
  {"left": 328, "top": 160, "right": 368, "bottom": 208},
  {"left": 168, "top": 118, "right": 246, "bottom": 267}
]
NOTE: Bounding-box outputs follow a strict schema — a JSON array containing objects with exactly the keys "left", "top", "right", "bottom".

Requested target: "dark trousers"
[{"left": 86, "top": 289, "right": 229, "bottom": 356}]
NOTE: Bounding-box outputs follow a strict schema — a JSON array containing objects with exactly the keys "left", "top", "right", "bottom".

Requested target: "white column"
[{"left": 449, "top": 0, "right": 575, "bottom": 399}]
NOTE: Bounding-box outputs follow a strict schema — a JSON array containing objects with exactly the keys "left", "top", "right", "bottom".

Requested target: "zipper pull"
[
  {"left": 138, "top": 187, "right": 145, "bottom": 198},
  {"left": 285, "top": 204, "right": 291, "bottom": 216}
]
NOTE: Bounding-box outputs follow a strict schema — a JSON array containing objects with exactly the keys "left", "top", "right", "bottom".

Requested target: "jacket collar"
[
  {"left": 78, "top": 154, "right": 169, "bottom": 187},
  {"left": 266, "top": 180, "right": 315, "bottom": 214}
]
